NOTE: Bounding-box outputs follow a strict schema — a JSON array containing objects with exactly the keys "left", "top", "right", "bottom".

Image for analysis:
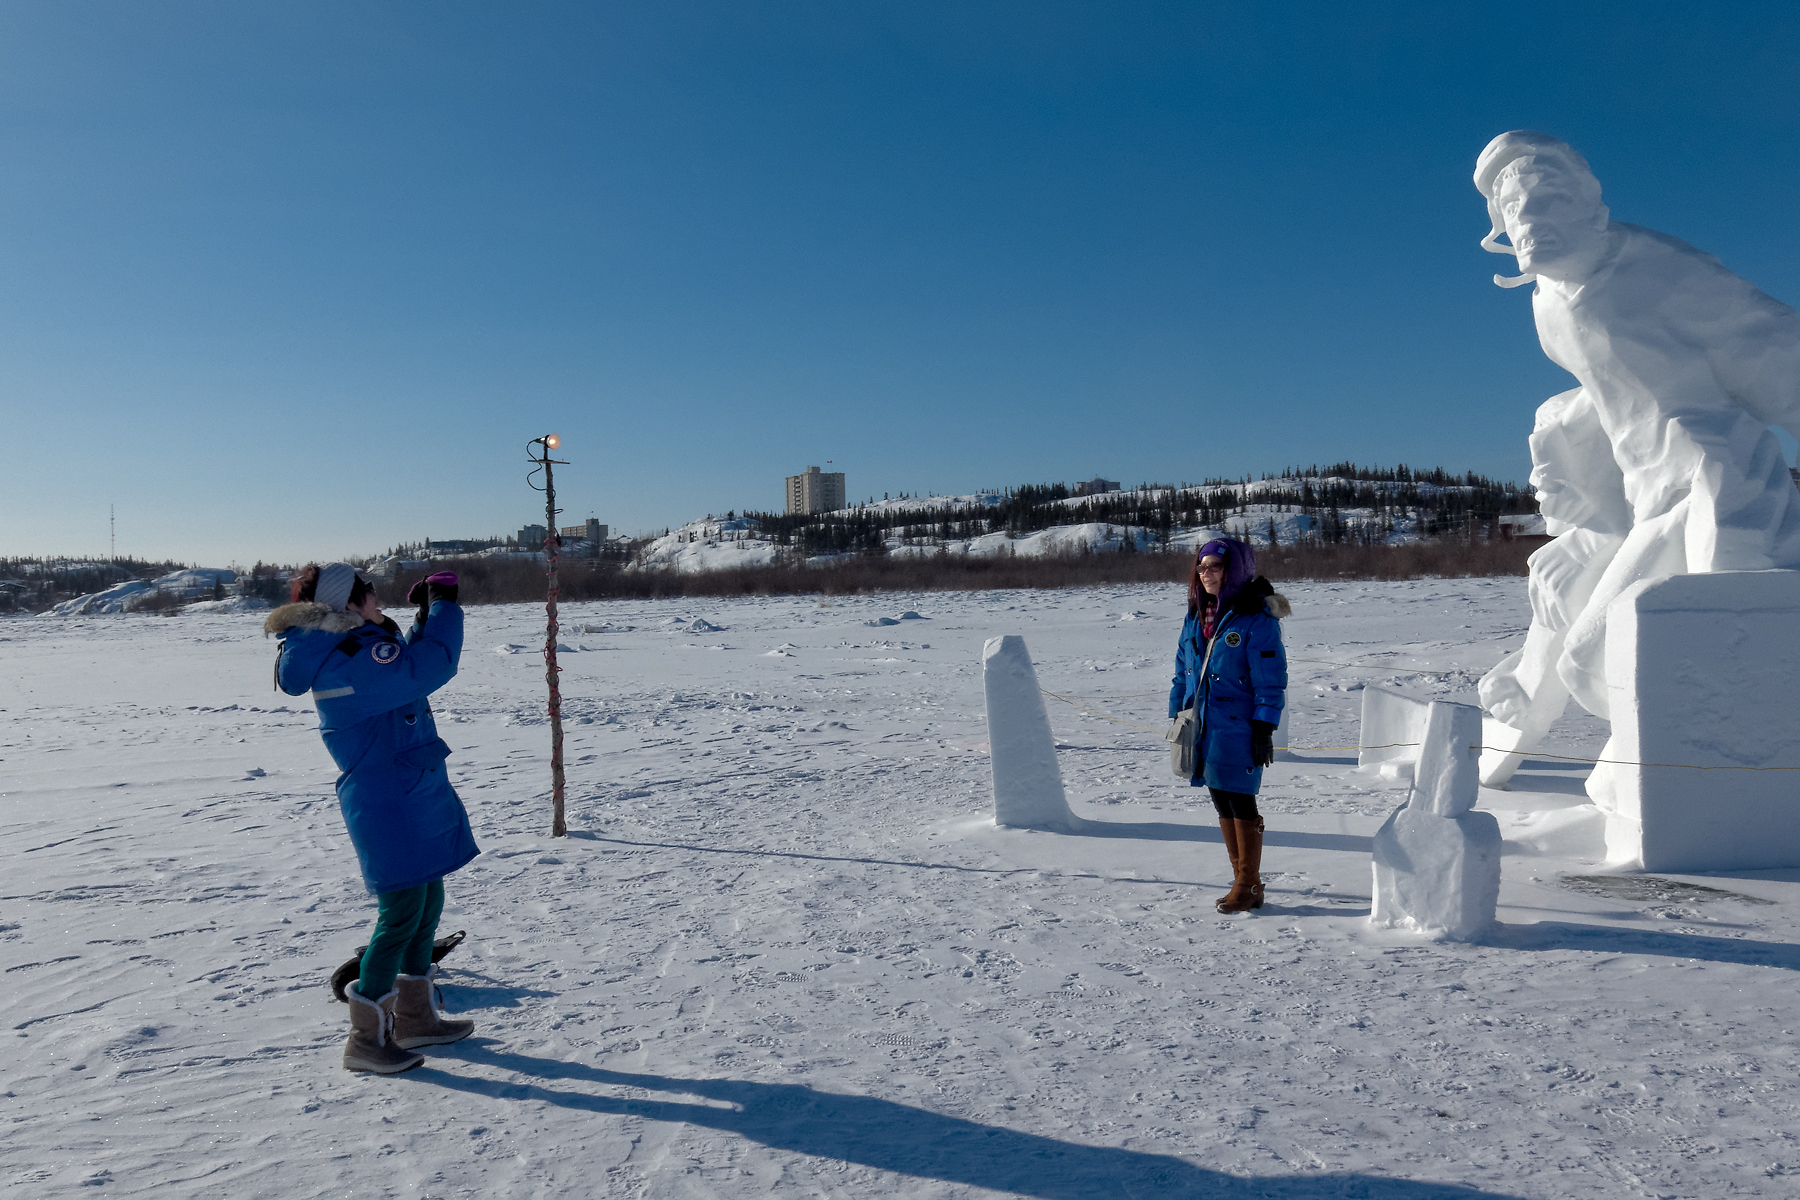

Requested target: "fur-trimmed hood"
[
  {"left": 1225, "top": 575, "right": 1291, "bottom": 619},
  {"left": 264, "top": 601, "right": 365, "bottom": 638}
]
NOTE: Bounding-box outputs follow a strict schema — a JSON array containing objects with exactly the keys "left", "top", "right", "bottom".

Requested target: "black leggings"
[{"left": 1209, "top": 788, "right": 1260, "bottom": 821}]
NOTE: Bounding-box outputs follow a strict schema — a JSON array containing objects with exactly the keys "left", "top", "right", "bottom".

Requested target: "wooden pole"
[{"left": 543, "top": 451, "right": 567, "bottom": 838}]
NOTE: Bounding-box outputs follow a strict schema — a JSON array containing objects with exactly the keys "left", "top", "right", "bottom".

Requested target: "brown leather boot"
[
  {"left": 393, "top": 968, "right": 475, "bottom": 1049},
  {"left": 343, "top": 984, "right": 425, "bottom": 1074},
  {"left": 1241, "top": 817, "right": 1266, "bottom": 910},
  {"left": 1218, "top": 817, "right": 1266, "bottom": 914},
  {"left": 1214, "top": 817, "right": 1243, "bottom": 913}
]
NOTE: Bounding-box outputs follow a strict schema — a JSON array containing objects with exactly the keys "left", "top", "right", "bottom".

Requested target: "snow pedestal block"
[
  {"left": 1356, "top": 685, "right": 1433, "bottom": 784},
  {"left": 1371, "top": 700, "right": 1501, "bottom": 941},
  {"left": 981, "top": 636, "right": 1078, "bottom": 832},
  {"left": 1591, "top": 570, "right": 1800, "bottom": 871},
  {"left": 1272, "top": 703, "right": 1298, "bottom": 762}
]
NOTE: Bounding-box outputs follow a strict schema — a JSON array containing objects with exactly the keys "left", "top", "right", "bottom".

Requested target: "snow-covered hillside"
[
  {"left": 49, "top": 567, "right": 240, "bottom": 616},
  {"left": 632, "top": 474, "right": 1501, "bottom": 574},
  {"left": 5, "top": 579, "right": 1795, "bottom": 1197}
]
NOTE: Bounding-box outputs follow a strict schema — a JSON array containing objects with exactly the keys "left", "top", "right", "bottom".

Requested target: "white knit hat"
[{"left": 314, "top": 563, "right": 366, "bottom": 612}]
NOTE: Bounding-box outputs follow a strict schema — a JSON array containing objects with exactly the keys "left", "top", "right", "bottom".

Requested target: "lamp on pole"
[{"left": 527, "top": 433, "right": 568, "bottom": 837}]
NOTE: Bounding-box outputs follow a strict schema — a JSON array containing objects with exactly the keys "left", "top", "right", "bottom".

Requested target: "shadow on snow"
[
  {"left": 1482, "top": 921, "right": 1800, "bottom": 971},
  {"left": 417, "top": 1045, "right": 1520, "bottom": 1199}
]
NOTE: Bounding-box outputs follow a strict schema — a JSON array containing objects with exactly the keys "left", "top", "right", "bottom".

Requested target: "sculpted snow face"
[{"left": 1474, "top": 131, "right": 1800, "bottom": 742}]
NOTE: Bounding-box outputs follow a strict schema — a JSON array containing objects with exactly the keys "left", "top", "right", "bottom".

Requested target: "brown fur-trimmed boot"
[
  {"left": 1214, "top": 818, "right": 1243, "bottom": 913},
  {"left": 343, "top": 983, "right": 425, "bottom": 1074},
  {"left": 392, "top": 968, "right": 474, "bottom": 1049}
]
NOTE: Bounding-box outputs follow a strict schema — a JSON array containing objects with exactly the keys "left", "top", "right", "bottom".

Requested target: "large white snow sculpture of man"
[{"left": 1474, "top": 131, "right": 1800, "bottom": 773}]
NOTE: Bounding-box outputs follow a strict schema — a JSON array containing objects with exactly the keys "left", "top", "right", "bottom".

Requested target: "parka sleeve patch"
[{"left": 370, "top": 641, "right": 402, "bottom": 665}]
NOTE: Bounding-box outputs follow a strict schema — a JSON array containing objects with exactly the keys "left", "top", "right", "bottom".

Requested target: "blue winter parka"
[
  {"left": 1168, "top": 580, "right": 1290, "bottom": 794},
  {"left": 267, "top": 599, "right": 479, "bottom": 894}
]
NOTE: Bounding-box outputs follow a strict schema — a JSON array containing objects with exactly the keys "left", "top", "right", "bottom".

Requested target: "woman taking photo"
[
  {"left": 266, "top": 563, "right": 479, "bottom": 1074},
  {"left": 1168, "top": 538, "right": 1289, "bottom": 913}
]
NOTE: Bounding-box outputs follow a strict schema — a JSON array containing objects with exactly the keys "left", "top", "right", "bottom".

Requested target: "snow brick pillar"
[
  {"left": 1371, "top": 700, "right": 1501, "bottom": 941},
  {"left": 982, "top": 636, "right": 1078, "bottom": 832},
  {"left": 1589, "top": 571, "right": 1800, "bottom": 871}
]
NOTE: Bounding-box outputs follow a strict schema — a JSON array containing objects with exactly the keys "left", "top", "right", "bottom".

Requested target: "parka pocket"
[{"left": 394, "top": 738, "right": 451, "bottom": 771}]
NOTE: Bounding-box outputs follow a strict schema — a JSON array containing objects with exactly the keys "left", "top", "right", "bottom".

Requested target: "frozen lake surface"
[{"left": 5, "top": 578, "right": 1798, "bottom": 1198}]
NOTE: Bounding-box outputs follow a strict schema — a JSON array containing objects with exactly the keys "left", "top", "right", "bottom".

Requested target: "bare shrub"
[
  {"left": 128, "top": 588, "right": 184, "bottom": 615},
  {"left": 376, "top": 538, "right": 1534, "bottom": 609}
]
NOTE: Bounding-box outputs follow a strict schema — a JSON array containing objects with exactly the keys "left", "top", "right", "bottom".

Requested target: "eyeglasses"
[{"left": 1197, "top": 562, "right": 1225, "bottom": 573}]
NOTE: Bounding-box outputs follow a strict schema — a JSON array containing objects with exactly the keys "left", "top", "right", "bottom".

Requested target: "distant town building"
[
  {"left": 518, "top": 524, "right": 547, "bottom": 550},
  {"left": 786, "top": 466, "right": 846, "bottom": 515},
  {"left": 425, "top": 539, "right": 485, "bottom": 555},
  {"left": 1075, "top": 478, "right": 1120, "bottom": 496},
  {"left": 560, "top": 519, "right": 607, "bottom": 543}
]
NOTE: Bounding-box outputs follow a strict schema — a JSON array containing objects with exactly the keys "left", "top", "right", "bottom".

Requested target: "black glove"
[
  {"left": 406, "top": 573, "right": 459, "bottom": 625},
  {"left": 1251, "top": 719, "right": 1277, "bottom": 767}
]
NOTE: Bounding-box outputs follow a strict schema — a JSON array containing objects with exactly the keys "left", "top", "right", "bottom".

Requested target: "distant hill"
[{"left": 632, "top": 464, "right": 1534, "bottom": 573}]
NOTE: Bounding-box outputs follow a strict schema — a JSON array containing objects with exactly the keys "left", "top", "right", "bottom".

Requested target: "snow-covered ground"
[{"left": 5, "top": 580, "right": 1798, "bottom": 1198}]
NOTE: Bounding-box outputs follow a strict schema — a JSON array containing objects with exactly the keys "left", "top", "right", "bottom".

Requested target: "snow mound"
[
  {"left": 51, "top": 580, "right": 153, "bottom": 616},
  {"left": 866, "top": 617, "right": 901, "bottom": 627},
  {"left": 182, "top": 597, "right": 270, "bottom": 614},
  {"left": 686, "top": 619, "right": 724, "bottom": 633}
]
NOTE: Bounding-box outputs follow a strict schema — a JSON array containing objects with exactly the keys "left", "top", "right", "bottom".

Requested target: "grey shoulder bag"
[{"left": 1167, "top": 629, "right": 1216, "bottom": 779}]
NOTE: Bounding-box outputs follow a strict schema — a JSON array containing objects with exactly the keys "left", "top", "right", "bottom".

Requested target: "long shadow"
[
  {"left": 1489, "top": 772, "right": 1591, "bottom": 798},
  {"left": 568, "top": 832, "right": 1029, "bottom": 876},
  {"left": 417, "top": 1046, "right": 1519, "bottom": 1199},
  {"left": 1482, "top": 921, "right": 1800, "bottom": 970},
  {"left": 1071, "top": 818, "right": 1373, "bottom": 854}
]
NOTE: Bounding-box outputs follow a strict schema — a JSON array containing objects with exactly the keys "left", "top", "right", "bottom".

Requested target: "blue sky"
[{"left": 4, "top": 1, "right": 1799, "bottom": 564}]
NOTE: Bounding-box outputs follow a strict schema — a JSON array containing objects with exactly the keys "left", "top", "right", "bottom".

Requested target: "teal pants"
[{"left": 356, "top": 878, "right": 445, "bottom": 998}]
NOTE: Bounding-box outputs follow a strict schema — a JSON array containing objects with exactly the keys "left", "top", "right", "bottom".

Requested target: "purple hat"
[{"left": 1197, "top": 538, "right": 1257, "bottom": 607}]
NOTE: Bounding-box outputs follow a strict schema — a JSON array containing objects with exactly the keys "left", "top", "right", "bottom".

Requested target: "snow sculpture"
[
  {"left": 1371, "top": 701, "right": 1501, "bottom": 941},
  {"left": 1591, "top": 571, "right": 1800, "bottom": 871},
  {"left": 1357, "top": 685, "right": 1434, "bottom": 781},
  {"left": 1473, "top": 130, "right": 1800, "bottom": 789},
  {"left": 981, "top": 636, "right": 1078, "bottom": 832},
  {"left": 1478, "top": 386, "right": 1631, "bottom": 785}
]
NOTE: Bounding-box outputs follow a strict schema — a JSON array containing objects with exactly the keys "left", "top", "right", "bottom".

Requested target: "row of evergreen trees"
[{"left": 742, "top": 464, "right": 1532, "bottom": 555}]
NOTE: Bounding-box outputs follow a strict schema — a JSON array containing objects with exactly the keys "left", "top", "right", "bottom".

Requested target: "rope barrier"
[
  {"left": 1469, "top": 747, "right": 1800, "bottom": 771},
  {"left": 1289, "top": 656, "right": 1482, "bottom": 677},
  {"left": 1039, "top": 689, "right": 1800, "bottom": 772}
]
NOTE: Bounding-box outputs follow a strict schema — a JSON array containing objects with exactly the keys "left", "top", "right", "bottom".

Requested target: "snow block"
[
  {"left": 981, "top": 636, "right": 1078, "bottom": 832},
  {"left": 1272, "top": 702, "right": 1298, "bottom": 762},
  {"left": 1357, "top": 685, "right": 1432, "bottom": 768},
  {"left": 1369, "top": 699, "right": 1499, "bottom": 941},
  {"left": 1406, "top": 701, "right": 1481, "bottom": 817},
  {"left": 1371, "top": 807, "right": 1502, "bottom": 940},
  {"left": 1591, "top": 570, "right": 1800, "bottom": 871}
]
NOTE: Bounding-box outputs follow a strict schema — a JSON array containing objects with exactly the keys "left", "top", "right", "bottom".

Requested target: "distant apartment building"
[
  {"left": 1075, "top": 477, "right": 1120, "bottom": 496},
  {"left": 560, "top": 519, "right": 607, "bottom": 543},
  {"left": 785, "top": 466, "right": 846, "bottom": 515},
  {"left": 518, "top": 524, "right": 547, "bottom": 550}
]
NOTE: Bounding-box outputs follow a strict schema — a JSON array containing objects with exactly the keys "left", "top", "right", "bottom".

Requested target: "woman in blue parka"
[
  {"left": 1169, "top": 538, "right": 1289, "bottom": 913},
  {"left": 266, "top": 563, "right": 478, "bottom": 1074}
]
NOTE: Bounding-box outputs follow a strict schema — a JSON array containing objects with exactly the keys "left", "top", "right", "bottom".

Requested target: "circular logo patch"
[
  {"left": 1224, "top": 631, "right": 1242, "bottom": 647},
  {"left": 370, "top": 641, "right": 401, "bottom": 665}
]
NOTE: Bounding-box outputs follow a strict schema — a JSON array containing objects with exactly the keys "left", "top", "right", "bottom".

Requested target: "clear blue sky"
[{"left": 4, "top": 1, "right": 1799, "bottom": 565}]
